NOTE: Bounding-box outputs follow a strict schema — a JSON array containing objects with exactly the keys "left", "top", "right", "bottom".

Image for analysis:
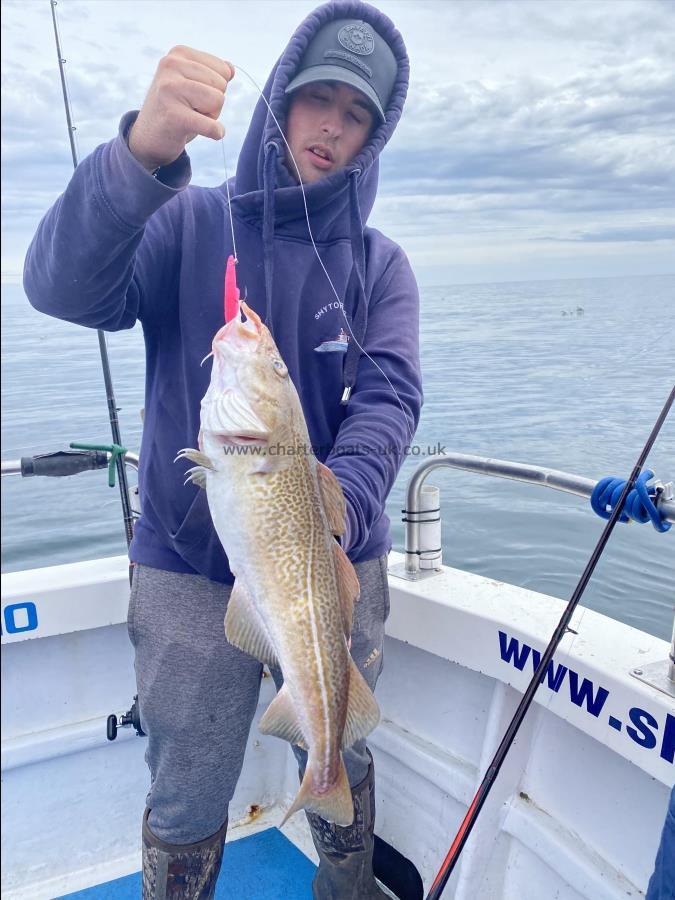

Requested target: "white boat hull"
[{"left": 2, "top": 552, "right": 672, "bottom": 898}]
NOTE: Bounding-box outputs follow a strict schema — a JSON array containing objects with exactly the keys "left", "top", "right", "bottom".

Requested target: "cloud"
[
  {"left": 369, "top": 47, "right": 675, "bottom": 269},
  {"left": 553, "top": 225, "right": 675, "bottom": 243},
  {"left": 2, "top": 0, "right": 675, "bottom": 283}
]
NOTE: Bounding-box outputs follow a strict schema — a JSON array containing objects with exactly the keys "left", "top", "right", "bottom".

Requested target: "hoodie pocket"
[
  {"left": 169, "top": 489, "right": 229, "bottom": 578},
  {"left": 170, "top": 489, "right": 211, "bottom": 551}
]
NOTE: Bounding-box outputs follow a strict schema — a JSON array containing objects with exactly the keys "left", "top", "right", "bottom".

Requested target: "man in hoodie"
[{"left": 24, "top": 2, "right": 421, "bottom": 897}]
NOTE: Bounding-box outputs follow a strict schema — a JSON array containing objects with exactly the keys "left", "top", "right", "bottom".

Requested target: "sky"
[{"left": 1, "top": 0, "right": 674, "bottom": 286}]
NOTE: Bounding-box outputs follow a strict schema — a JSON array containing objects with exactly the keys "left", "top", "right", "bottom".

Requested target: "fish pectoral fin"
[
  {"left": 333, "top": 541, "right": 360, "bottom": 637},
  {"left": 183, "top": 466, "right": 208, "bottom": 489},
  {"left": 342, "top": 658, "right": 380, "bottom": 750},
  {"left": 259, "top": 685, "right": 308, "bottom": 749},
  {"left": 317, "top": 463, "right": 346, "bottom": 536},
  {"left": 281, "top": 755, "right": 353, "bottom": 827},
  {"left": 175, "top": 447, "right": 215, "bottom": 469},
  {"left": 224, "top": 581, "right": 279, "bottom": 668}
]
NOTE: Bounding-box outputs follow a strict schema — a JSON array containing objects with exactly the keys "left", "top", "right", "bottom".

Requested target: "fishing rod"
[
  {"left": 49, "top": 0, "right": 134, "bottom": 551},
  {"left": 427, "top": 383, "right": 675, "bottom": 900}
]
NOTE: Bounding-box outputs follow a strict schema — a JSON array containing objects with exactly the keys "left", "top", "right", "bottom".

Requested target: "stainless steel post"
[
  {"left": 404, "top": 458, "right": 452, "bottom": 577},
  {"left": 394, "top": 451, "right": 674, "bottom": 583}
]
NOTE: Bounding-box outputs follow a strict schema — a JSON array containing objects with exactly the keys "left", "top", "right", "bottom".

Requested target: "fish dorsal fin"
[
  {"left": 259, "top": 684, "right": 308, "bottom": 750},
  {"left": 317, "top": 462, "right": 346, "bottom": 536},
  {"left": 224, "top": 581, "right": 278, "bottom": 668},
  {"left": 333, "top": 541, "right": 360, "bottom": 637},
  {"left": 342, "top": 658, "right": 380, "bottom": 750}
]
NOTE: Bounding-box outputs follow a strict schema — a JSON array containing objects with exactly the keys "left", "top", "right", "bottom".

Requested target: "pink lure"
[{"left": 224, "top": 255, "right": 240, "bottom": 323}]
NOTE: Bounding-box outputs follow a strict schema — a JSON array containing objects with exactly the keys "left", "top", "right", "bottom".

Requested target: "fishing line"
[
  {"left": 426, "top": 383, "right": 675, "bottom": 900},
  {"left": 222, "top": 63, "right": 415, "bottom": 448},
  {"left": 220, "top": 139, "right": 238, "bottom": 263}
]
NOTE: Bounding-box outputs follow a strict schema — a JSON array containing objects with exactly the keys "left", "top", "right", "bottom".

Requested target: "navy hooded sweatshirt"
[{"left": 23, "top": 0, "right": 423, "bottom": 583}]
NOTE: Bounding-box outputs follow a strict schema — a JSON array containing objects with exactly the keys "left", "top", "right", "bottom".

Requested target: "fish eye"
[{"left": 272, "top": 358, "right": 288, "bottom": 378}]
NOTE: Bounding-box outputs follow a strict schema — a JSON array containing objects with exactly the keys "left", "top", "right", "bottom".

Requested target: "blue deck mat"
[{"left": 58, "top": 827, "right": 316, "bottom": 899}]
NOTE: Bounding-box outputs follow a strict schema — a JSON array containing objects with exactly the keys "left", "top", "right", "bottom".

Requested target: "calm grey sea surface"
[{"left": 2, "top": 274, "right": 674, "bottom": 639}]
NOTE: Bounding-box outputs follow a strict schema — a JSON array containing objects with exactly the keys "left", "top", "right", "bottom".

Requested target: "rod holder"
[{"left": 412, "top": 484, "right": 442, "bottom": 571}]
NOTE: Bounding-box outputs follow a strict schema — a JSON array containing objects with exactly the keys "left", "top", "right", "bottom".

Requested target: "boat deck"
[{"left": 57, "top": 828, "right": 315, "bottom": 899}]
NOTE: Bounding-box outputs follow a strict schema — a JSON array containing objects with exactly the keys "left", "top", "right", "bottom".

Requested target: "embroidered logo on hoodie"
[{"left": 314, "top": 328, "right": 350, "bottom": 353}]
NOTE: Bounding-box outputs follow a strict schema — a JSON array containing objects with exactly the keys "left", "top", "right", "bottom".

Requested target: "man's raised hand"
[{"left": 128, "top": 46, "right": 234, "bottom": 172}]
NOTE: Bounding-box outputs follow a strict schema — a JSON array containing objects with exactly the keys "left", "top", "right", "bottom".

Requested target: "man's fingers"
[
  {"left": 129, "top": 45, "right": 232, "bottom": 168},
  {"left": 179, "top": 79, "right": 226, "bottom": 122},
  {"left": 168, "top": 45, "right": 234, "bottom": 83},
  {"left": 183, "top": 108, "right": 225, "bottom": 142},
  {"left": 163, "top": 55, "right": 230, "bottom": 94}
]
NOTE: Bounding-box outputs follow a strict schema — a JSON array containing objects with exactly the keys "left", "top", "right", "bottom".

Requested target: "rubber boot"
[
  {"left": 141, "top": 809, "right": 228, "bottom": 899},
  {"left": 305, "top": 760, "right": 389, "bottom": 899}
]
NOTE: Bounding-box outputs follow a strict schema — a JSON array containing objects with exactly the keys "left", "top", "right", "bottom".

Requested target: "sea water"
[{"left": 2, "top": 274, "right": 673, "bottom": 639}]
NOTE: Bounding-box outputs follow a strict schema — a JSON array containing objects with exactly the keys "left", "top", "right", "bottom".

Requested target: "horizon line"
[{"left": 3, "top": 270, "right": 674, "bottom": 290}]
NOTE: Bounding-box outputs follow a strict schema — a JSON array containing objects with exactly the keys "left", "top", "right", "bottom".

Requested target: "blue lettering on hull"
[
  {"left": 531, "top": 648, "right": 568, "bottom": 693},
  {"left": 659, "top": 713, "right": 674, "bottom": 765},
  {"left": 2, "top": 601, "right": 39, "bottom": 635},
  {"left": 498, "top": 630, "right": 672, "bottom": 765},
  {"left": 627, "top": 707, "right": 658, "bottom": 750},
  {"left": 498, "top": 631, "right": 531, "bottom": 670}
]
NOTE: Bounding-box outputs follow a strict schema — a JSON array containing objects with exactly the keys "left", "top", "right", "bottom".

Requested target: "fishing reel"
[{"left": 106, "top": 695, "right": 145, "bottom": 740}]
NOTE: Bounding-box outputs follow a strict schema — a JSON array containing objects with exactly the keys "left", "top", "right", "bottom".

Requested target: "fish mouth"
[
  {"left": 208, "top": 431, "right": 268, "bottom": 449},
  {"left": 240, "top": 301, "right": 261, "bottom": 330},
  {"left": 213, "top": 301, "right": 262, "bottom": 354}
]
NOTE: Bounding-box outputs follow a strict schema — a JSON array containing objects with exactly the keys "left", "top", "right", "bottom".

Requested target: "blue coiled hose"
[{"left": 591, "top": 470, "right": 670, "bottom": 532}]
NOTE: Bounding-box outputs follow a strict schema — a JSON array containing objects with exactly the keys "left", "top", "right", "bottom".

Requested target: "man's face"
[{"left": 285, "top": 81, "right": 375, "bottom": 184}]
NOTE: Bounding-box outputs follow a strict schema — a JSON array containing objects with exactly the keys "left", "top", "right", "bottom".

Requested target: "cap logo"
[
  {"left": 324, "top": 49, "right": 373, "bottom": 78},
  {"left": 337, "top": 23, "right": 375, "bottom": 56}
]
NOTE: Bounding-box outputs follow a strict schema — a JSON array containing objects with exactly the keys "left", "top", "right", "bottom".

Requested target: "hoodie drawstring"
[
  {"left": 260, "top": 156, "right": 368, "bottom": 407},
  {"left": 341, "top": 169, "right": 368, "bottom": 406},
  {"left": 262, "top": 141, "right": 279, "bottom": 333}
]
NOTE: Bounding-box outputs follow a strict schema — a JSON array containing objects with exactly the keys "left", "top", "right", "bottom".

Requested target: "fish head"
[{"left": 200, "top": 302, "right": 295, "bottom": 464}]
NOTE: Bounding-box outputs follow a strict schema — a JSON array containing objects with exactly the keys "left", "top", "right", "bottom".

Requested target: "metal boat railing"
[
  {"left": 2, "top": 448, "right": 673, "bottom": 695},
  {"left": 389, "top": 452, "right": 674, "bottom": 697}
]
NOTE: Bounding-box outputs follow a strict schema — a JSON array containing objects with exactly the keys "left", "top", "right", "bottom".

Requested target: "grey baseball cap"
[{"left": 285, "top": 19, "right": 398, "bottom": 122}]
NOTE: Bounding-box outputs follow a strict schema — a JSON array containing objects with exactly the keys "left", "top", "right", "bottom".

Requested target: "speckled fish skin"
[{"left": 177, "top": 302, "right": 379, "bottom": 826}]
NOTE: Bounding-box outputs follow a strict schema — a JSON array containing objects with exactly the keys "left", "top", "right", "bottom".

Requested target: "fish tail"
[{"left": 281, "top": 754, "right": 353, "bottom": 827}]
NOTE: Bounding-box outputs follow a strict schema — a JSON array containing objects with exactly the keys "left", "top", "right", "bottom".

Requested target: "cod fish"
[{"left": 177, "top": 301, "right": 380, "bottom": 826}]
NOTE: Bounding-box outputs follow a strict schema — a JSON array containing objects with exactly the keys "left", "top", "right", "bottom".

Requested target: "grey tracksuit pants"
[{"left": 127, "top": 556, "right": 390, "bottom": 845}]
